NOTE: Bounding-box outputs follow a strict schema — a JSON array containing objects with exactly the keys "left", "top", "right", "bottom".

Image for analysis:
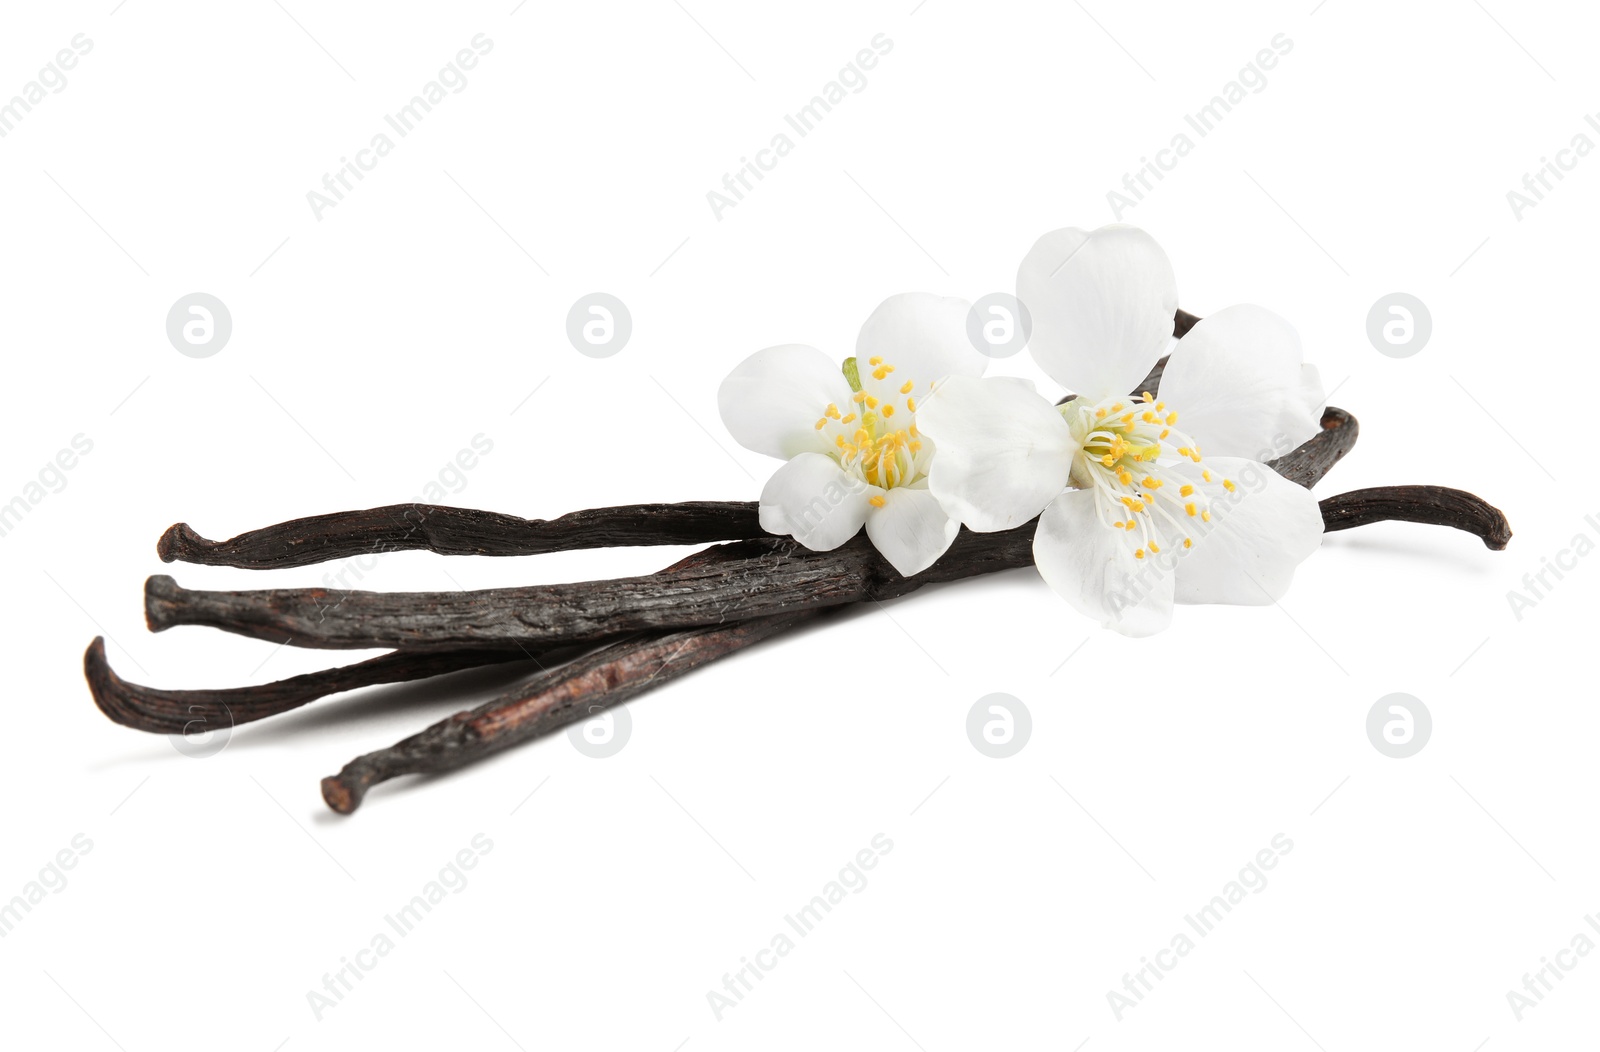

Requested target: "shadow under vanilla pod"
[{"left": 83, "top": 304, "right": 1511, "bottom": 815}]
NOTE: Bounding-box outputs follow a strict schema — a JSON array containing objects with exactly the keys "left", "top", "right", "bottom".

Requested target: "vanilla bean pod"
[
  {"left": 320, "top": 613, "right": 814, "bottom": 814},
  {"left": 159, "top": 501, "right": 761, "bottom": 571},
  {"left": 139, "top": 402, "right": 1371, "bottom": 654},
  {"left": 319, "top": 483, "right": 1505, "bottom": 813},
  {"left": 1267, "top": 407, "right": 1356, "bottom": 488},
  {"left": 1320, "top": 485, "right": 1511, "bottom": 549},
  {"left": 84, "top": 638, "right": 531, "bottom": 734},
  {"left": 93, "top": 542, "right": 751, "bottom": 734}
]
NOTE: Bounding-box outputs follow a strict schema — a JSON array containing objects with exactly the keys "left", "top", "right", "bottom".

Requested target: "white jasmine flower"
[
  {"left": 915, "top": 225, "right": 1326, "bottom": 635},
  {"left": 719, "top": 293, "right": 986, "bottom": 577}
]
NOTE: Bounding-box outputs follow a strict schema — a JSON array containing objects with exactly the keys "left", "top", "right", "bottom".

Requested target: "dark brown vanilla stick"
[
  {"left": 1268, "top": 407, "right": 1357, "bottom": 488},
  {"left": 144, "top": 523, "right": 1041, "bottom": 652},
  {"left": 98, "top": 542, "right": 755, "bottom": 734},
  {"left": 139, "top": 407, "right": 1368, "bottom": 654},
  {"left": 158, "top": 501, "right": 762, "bottom": 570},
  {"left": 84, "top": 638, "right": 531, "bottom": 734},
  {"left": 321, "top": 613, "right": 812, "bottom": 814},
  {"left": 322, "top": 482, "right": 1510, "bottom": 813},
  {"left": 1320, "top": 485, "right": 1512, "bottom": 550}
]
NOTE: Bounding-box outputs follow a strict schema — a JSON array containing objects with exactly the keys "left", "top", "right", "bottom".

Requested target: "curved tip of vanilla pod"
[
  {"left": 83, "top": 637, "right": 142, "bottom": 729},
  {"left": 156, "top": 522, "right": 208, "bottom": 563}
]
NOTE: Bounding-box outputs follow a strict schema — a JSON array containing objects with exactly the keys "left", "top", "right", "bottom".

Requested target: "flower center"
[
  {"left": 1066, "top": 391, "right": 1237, "bottom": 559},
  {"left": 812, "top": 356, "right": 928, "bottom": 504}
]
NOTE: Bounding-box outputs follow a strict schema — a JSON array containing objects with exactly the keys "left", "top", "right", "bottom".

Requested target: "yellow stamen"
[{"left": 869, "top": 495, "right": 886, "bottom": 508}]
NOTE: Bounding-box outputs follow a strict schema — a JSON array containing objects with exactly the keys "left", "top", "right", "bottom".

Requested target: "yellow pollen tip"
[
  {"left": 869, "top": 495, "right": 886, "bottom": 508},
  {"left": 1185, "top": 502, "right": 1196, "bottom": 516},
  {"left": 1202, "top": 470, "right": 1213, "bottom": 482},
  {"left": 882, "top": 404, "right": 895, "bottom": 417},
  {"left": 826, "top": 404, "right": 841, "bottom": 419},
  {"left": 1159, "top": 429, "right": 1170, "bottom": 439},
  {"left": 1142, "top": 411, "right": 1156, "bottom": 423},
  {"left": 841, "top": 413, "right": 856, "bottom": 424},
  {"left": 1165, "top": 412, "right": 1178, "bottom": 424},
  {"left": 868, "top": 357, "right": 882, "bottom": 366},
  {"left": 1183, "top": 537, "right": 1192, "bottom": 548},
  {"left": 814, "top": 418, "right": 827, "bottom": 430},
  {"left": 1149, "top": 543, "right": 1160, "bottom": 553},
  {"left": 1111, "top": 402, "right": 1124, "bottom": 412},
  {"left": 1223, "top": 479, "right": 1236, "bottom": 492},
  {"left": 1095, "top": 407, "right": 1108, "bottom": 419},
  {"left": 1201, "top": 510, "right": 1211, "bottom": 522},
  {"left": 909, "top": 441, "right": 922, "bottom": 452},
  {"left": 852, "top": 391, "right": 867, "bottom": 404},
  {"left": 1142, "top": 477, "right": 1162, "bottom": 490},
  {"left": 1179, "top": 484, "right": 1194, "bottom": 497},
  {"left": 900, "top": 381, "right": 914, "bottom": 394},
  {"left": 866, "top": 396, "right": 879, "bottom": 408},
  {"left": 1134, "top": 549, "right": 1145, "bottom": 559}
]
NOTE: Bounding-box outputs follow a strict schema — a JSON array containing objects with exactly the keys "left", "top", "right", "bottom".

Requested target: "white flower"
[
  {"left": 915, "top": 225, "right": 1327, "bottom": 635},
  {"left": 719, "top": 292, "right": 986, "bottom": 577}
]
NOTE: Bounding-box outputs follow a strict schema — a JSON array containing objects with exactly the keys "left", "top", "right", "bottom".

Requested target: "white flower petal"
[
  {"left": 1168, "top": 456, "right": 1324, "bottom": 605},
  {"left": 1033, "top": 489, "right": 1174, "bottom": 637},
  {"left": 758, "top": 453, "right": 874, "bottom": 551},
  {"left": 865, "top": 485, "right": 960, "bottom": 577},
  {"left": 1158, "top": 304, "right": 1325, "bottom": 462},
  {"left": 854, "top": 292, "right": 986, "bottom": 402},
  {"left": 915, "top": 374, "right": 1077, "bottom": 532},
  {"left": 1016, "top": 225, "right": 1178, "bottom": 399},
  {"left": 719, "top": 345, "right": 857, "bottom": 461}
]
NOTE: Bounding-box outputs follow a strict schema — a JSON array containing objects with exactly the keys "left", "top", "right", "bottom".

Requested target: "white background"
[{"left": 1, "top": 0, "right": 1593, "bottom": 1048}]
